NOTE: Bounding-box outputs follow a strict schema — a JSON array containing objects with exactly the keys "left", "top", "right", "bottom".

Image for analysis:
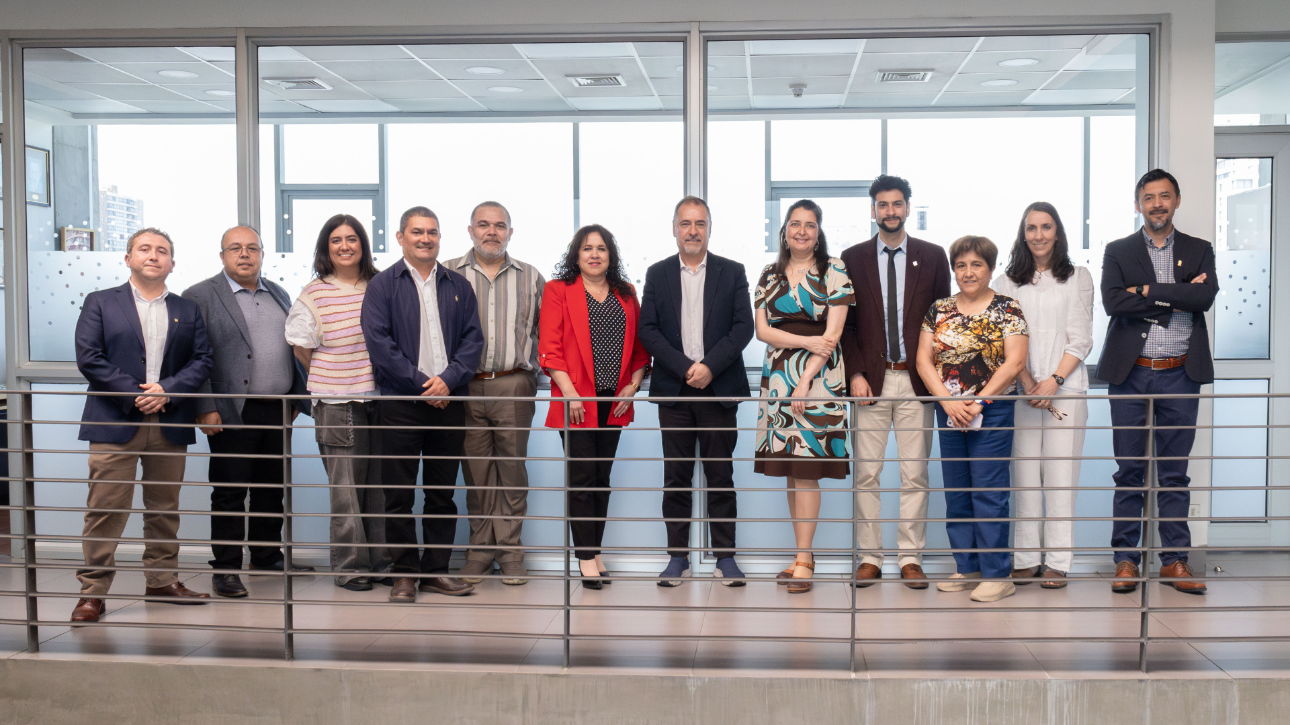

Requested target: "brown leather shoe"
[
  {"left": 854, "top": 563, "right": 882, "bottom": 588},
  {"left": 1111, "top": 561, "right": 1140, "bottom": 593},
  {"left": 901, "top": 563, "right": 929, "bottom": 590},
  {"left": 1011, "top": 566, "right": 1041, "bottom": 585},
  {"left": 70, "top": 598, "right": 105, "bottom": 623},
  {"left": 1160, "top": 561, "right": 1207, "bottom": 595},
  {"left": 389, "top": 577, "right": 417, "bottom": 603},
  {"left": 418, "top": 577, "right": 475, "bottom": 596},
  {"left": 144, "top": 582, "right": 210, "bottom": 605},
  {"left": 776, "top": 567, "right": 795, "bottom": 585}
]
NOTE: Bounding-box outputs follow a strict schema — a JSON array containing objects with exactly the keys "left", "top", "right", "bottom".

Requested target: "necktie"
[{"left": 886, "top": 247, "right": 901, "bottom": 363}]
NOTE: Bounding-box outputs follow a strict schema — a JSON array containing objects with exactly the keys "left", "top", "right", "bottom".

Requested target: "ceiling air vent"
[
  {"left": 566, "top": 74, "right": 626, "bottom": 88},
  {"left": 265, "top": 77, "right": 333, "bottom": 91},
  {"left": 876, "top": 70, "right": 933, "bottom": 83}
]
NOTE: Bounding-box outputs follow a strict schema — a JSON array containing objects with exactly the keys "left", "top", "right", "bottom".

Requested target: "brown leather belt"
[
  {"left": 1135, "top": 355, "right": 1186, "bottom": 370},
  {"left": 474, "top": 367, "right": 524, "bottom": 380},
  {"left": 885, "top": 361, "right": 909, "bottom": 371}
]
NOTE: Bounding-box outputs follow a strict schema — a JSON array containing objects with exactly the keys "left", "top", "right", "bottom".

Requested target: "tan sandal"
[
  {"left": 778, "top": 553, "right": 813, "bottom": 585},
  {"left": 787, "top": 560, "right": 815, "bottom": 594}
]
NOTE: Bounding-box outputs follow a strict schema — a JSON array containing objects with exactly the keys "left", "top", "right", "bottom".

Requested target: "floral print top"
[{"left": 920, "top": 294, "right": 1028, "bottom": 396}]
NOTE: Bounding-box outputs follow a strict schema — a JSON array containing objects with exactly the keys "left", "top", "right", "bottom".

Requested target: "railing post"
[
  {"left": 282, "top": 397, "right": 294, "bottom": 662},
  {"left": 563, "top": 397, "right": 571, "bottom": 669},
  {"left": 1139, "top": 396, "right": 1155, "bottom": 674},
  {"left": 21, "top": 390, "right": 39, "bottom": 653},
  {"left": 849, "top": 399, "right": 858, "bottom": 674}
]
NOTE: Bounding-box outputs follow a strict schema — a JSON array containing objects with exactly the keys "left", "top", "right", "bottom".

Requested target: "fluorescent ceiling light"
[
  {"left": 488, "top": 86, "right": 523, "bottom": 93},
  {"left": 998, "top": 58, "right": 1040, "bottom": 67},
  {"left": 466, "top": 66, "right": 506, "bottom": 75},
  {"left": 205, "top": 89, "right": 235, "bottom": 96},
  {"left": 158, "top": 69, "right": 199, "bottom": 79},
  {"left": 981, "top": 79, "right": 1019, "bottom": 87}
]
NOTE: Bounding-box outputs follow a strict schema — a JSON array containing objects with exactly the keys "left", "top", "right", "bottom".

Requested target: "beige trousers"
[
  {"left": 462, "top": 371, "right": 537, "bottom": 565},
  {"left": 77, "top": 415, "right": 188, "bottom": 595},
  {"left": 853, "top": 370, "right": 934, "bottom": 568}
]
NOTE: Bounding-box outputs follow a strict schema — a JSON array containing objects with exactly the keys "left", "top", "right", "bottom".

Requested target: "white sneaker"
[
  {"left": 969, "top": 581, "right": 1017, "bottom": 602},
  {"left": 936, "top": 572, "right": 982, "bottom": 592}
]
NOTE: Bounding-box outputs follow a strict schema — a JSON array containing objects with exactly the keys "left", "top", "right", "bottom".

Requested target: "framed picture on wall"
[
  {"left": 26, "top": 146, "right": 51, "bottom": 206},
  {"left": 59, "top": 227, "right": 95, "bottom": 252}
]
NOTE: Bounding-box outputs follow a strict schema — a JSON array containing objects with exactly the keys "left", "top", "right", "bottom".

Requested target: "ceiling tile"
[
  {"left": 256, "top": 99, "right": 314, "bottom": 114},
  {"left": 708, "top": 96, "right": 753, "bottom": 110},
  {"left": 863, "top": 37, "right": 979, "bottom": 53},
  {"left": 528, "top": 58, "right": 650, "bottom": 96},
  {"left": 748, "top": 39, "right": 861, "bottom": 56},
  {"left": 1216, "top": 42, "right": 1290, "bottom": 89},
  {"left": 294, "top": 45, "right": 412, "bottom": 61},
  {"left": 959, "top": 49, "right": 1081, "bottom": 74},
  {"left": 451, "top": 79, "right": 561, "bottom": 98},
  {"left": 387, "top": 98, "right": 486, "bottom": 112},
  {"left": 640, "top": 56, "right": 683, "bottom": 79},
  {"left": 124, "top": 100, "right": 229, "bottom": 114},
  {"left": 660, "top": 96, "right": 684, "bottom": 110},
  {"left": 294, "top": 99, "right": 401, "bottom": 113},
  {"left": 752, "top": 93, "right": 843, "bottom": 109},
  {"left": 1065, "top": 36, "right": 1140, "bottom": 71},
  {"left": 68, "top": 47, "right": 199, "bottom": 63},
  {"left": 1044, "top": 70, "right": 1135, "bottom": 91},
  {"left": 258, "top": 47, "right": 310, "bottom": 62},
  {"left": 976, "top": 35, "right": 1094, "bottom": 52},
  {"left": 751, "top": 54, "right": 857, "bottom": 78},
  {"left": 843, "top": 92, "right": 939, "bottom": 107},
  {"left": 107, "top": 61, "right": 234, "bottom": 84},
  {"left": 186, "top": 47, "right": 235, "bottom": 62},
  {"left": 518, "top": 43, "right": 635, "bottom": 59},
  {"left": 64, "top": 83, "right": 191, "bottom": 101},
  {"left": 163, "top": 82, "right": 238, "bottom": 100},
  {"left": 567, "top": 96, "right": 662, "bottom": 111},
  {"left": 633, "top": 42, "right": 684, "bottom": 58},
  {"left": 751, "top": 76, "right": 849, "bottom": 95},
  {"left": 651, "top": 78, "right": 683, "bottom": 96},
  {"left": 707, "top": 56, "right": 749, "bottom": 79},
  {"left": 946, "top": 72, "right": 1053, "bottom": 92},
  {"left": 1024, "top": 88, "right": 1132, "bottom": 105},
  {"left": 22, "top": 78, "right": 103, "bottom": 101},
  {"left": 319, "top": 60, "right": 439, "bottom": 82},
  {"left": 477, "top": 97, "right": 573, "bottom": 112},
  {"left": 1119, "top": 90, "right": 1137, "bottom": 104},
  {"left": 404, "top": 44, "right": 524, "bottom": 60},
  {"left": 36, "top": 99, "right": 148, "bottom": 114},
  {"left": 352, "top": 80, "right": 464, "bottom": 99},
  {"left": 935, "top": 90, "right": 1034, "bottom": 106},
  {"left": 25, "top": 62, "right": 145, "bottom": 84},
  {"left": 257, "top": 61, "right": 344, "bottom": 81},
  {"left": 23, "top": 48, "right": 92, "bottom": 62},
  {"left": 258, "top": 84, "right": 374, "bottom": 101},
  {"left": 707, "top": 41, "right": 746, "bottom": 58},
  {"left": 421, "top": 58, "right": 543, "bottom": 80}
]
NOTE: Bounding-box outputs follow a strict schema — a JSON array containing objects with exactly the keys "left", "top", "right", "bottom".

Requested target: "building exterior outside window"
[{"left": 97, "top": 184, "right": 145, "bottom": 252}]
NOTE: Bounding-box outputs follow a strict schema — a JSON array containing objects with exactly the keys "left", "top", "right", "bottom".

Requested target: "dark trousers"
[
  {"left": 208, "top": 398, "right": 286, "bottom": 570},
  {"left": 659, "top": 386, "right": 738, "bottom": 559},
  {"left": 560, "top": 390, "right": 621, "bottom": 561},
  {"left": 379, "top": 399, "right": 466, "bottom": 574},
  {"left": 1109, "top": 364, "right": 1201, "bottom": 567},
  {"left": 936, "top": 400, "right": 1015, "bottom": 579}
]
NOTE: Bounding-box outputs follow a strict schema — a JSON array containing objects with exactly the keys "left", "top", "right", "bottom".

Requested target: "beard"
[
  {"left": 1145, "top": 214, "right": 1171, "bottom": 232},
  {"left": 474, "top": 241, "right": 507, "bottom": 260},
  {"left": 878, "top": 217, "right": 905, "bottom": 234}
]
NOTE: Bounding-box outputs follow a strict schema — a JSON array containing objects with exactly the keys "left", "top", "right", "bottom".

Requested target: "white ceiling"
[
  {"left": 22, "top": 35, "right": 1144, "bottom": 119},
  {"left": 1215, "top": 41, "right": 1290, "bottom": 117}
]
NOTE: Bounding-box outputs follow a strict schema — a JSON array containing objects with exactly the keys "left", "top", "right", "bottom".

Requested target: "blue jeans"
[
  {"left": 936, "top": 399, "right": 1015, "bottom": 579},
  {"left": 1109, "top": 365, "right": 1200, "bottom": 567}
]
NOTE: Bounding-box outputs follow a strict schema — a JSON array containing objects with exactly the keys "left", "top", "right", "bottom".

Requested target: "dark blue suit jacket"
[
  {"left": 75, "top": 282, "right": 214, "bottom": 446},
  {"left": 639, "top": 253, "right": 754, "bottom": 408},
  {"left": 360, "top": 258, "right": 484, "bottom": 397}
]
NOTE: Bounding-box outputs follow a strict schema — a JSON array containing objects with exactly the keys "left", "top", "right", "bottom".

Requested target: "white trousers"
[
  {"left": 853, "top": 370, "right": 933, "bottom": 568},
  {"left": 1011, "top": 395, "right": 1088, "bottom": 574}
]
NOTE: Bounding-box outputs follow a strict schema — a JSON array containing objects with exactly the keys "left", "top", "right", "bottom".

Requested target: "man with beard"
[
  {"left": 639, "top": 195, "right": 754, "bottom": 586},
  {"left": 839, "top": 175, "right": 951, "bottom": 590},
  {"left": 446, "top": 202, "right": 545, "bottom": 585},
  {"left": 1099, "top": 169, "right": 1216, "bottom": 595}
]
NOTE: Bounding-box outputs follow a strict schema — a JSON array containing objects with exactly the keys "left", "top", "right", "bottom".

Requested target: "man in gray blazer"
[{"left": 182, "top": 226, "right": 310, "bottom": 598}]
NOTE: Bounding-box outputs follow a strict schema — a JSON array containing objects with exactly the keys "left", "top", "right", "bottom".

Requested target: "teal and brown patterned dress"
[{"left": 753, "top": 258, "right": 856, "bottom": 480}]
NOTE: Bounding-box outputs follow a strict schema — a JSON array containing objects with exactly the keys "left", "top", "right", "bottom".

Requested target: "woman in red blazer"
[{"left": 539, "top": 224, "right": 650, "bottom": 589}]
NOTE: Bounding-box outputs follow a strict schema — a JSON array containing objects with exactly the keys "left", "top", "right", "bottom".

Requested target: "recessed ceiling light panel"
[
  {"left": 488, "top": 86, "right": 523, "bottom": 93},
  {"left": 981, "top": 78, "right": 1019, "bottom": 87},
  {"left": 998, "top": 58, "right": 1040, "bottom": 67},
  {"left": 466, "top": 66, "right": 506, "bottom": 75},
  {"left": 158, "top": 69, "right": 199, "bottom": 79}
]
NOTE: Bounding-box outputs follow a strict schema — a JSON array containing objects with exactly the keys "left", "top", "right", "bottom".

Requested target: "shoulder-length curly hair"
[
  {"left": 1005, "top": 201, "right": 1075, "bottom": 286},
  {"left": 552, "top": 224, "right": 635, "bottom": 299}
]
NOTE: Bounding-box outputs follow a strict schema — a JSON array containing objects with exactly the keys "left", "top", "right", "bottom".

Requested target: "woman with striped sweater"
[{"left": 285, "top": 214, "right": 388, "bottom": 591}]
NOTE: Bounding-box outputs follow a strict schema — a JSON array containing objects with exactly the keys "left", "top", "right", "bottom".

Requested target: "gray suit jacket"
[{"left": 181, "top": 272, "right": 309, "bottom": 425}]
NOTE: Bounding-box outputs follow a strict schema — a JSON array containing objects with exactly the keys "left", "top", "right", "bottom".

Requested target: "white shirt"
[
  {"left": 680, "top": 254, "right": 707, "bottom": 363},
  {"left": 993, "top": 266, "right": 1095, "bottom": 393},
  {"left": 877, "top": 235, "right": 909, "bottom": 362},
  {"left": 411, "top": 263, "right": 450, "bottom": 380},
  {"left": 130, "top": 281, "right": 170, "bottom": 385}
]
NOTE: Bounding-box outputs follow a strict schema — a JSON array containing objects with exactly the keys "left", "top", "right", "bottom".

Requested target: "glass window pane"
[
  {"left": 770, "top": 120, "right": 881, "bottom": 181},
  {"left": 1215, "top": 42, "right": 1290, "bottom": 127},
  {"left": 1212, "top": 379, "right": 1269, "bottom": 519},
  {"left": 283, "top": 124, "right": 378, "bottom": 184},
  {"left": 290, "top": 198, "right": 373, "bottom": 247},
  {"left": 1214, "top": 158, "right": 1272, "bottom": 359}
]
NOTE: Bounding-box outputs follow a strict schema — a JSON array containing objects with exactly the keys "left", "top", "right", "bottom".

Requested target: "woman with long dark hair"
[
  {"left": 284, "top": 213, "right": 387, "bottom": 591},
  {"left": 754, "top": 199, "right": 855, "bottom": 593},
  {"left": 538, "top": 224, "right": 650, "bottom": 588},
  {"left": 994, "top": 202, "right": 1093, "bottom": 588}
]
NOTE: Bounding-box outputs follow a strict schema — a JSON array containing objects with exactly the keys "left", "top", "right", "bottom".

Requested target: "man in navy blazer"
[
  {"left": 71, "top": 228, "right": 214, "bottom": 623},
  {"left": 361, "top": 206, "right": 484, "bottom": 603},
  {"left": 639, "top": 196, "right": 754, "bottom": 586},
  {"left": 1097, "top": 169, "right": 1217, "bottom": 596}
]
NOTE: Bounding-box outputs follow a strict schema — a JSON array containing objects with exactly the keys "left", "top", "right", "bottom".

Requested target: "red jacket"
[{"left": 538, "top": 277, "right": 651, "bottom": 429}]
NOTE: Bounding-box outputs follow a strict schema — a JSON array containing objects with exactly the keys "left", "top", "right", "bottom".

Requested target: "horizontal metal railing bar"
[{"left": 13, "top": 389, "right": 1287, "bottom": 401}]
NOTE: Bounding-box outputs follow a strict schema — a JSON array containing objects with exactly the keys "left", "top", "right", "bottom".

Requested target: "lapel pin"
[
  {"left": 912, "top": 261, "right": 919, "bottom": 267},
  {"left": 1177, "top": 260, "right": 1182, "bottom": 266}
]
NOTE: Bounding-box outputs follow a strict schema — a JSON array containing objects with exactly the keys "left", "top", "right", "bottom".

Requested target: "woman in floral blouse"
[{"left": 916, "top": 235, "right": 1029, "bottom": 603}]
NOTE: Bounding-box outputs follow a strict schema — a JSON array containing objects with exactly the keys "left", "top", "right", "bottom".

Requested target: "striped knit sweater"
[{"left": 301, "top": 277, "right": 376, "bottom": 395}]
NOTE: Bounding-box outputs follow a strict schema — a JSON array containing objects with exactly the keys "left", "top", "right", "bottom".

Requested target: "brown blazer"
[{"left": 839, "top": 235, "right": 951, "bottom": 397}]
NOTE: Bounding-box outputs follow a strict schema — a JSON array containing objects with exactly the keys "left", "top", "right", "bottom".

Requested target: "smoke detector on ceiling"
[
  {"left": 876, "top": 70, "right": 934, "bottom": 83},
  {"left": 789, "top": 83, "right": 807, "bottom": 98},
  {"left": 567, "top": 74, "right": 626, "bottom": 88},
  {"left": 265, "top": 77, "right": 333, "bottom": 91}
]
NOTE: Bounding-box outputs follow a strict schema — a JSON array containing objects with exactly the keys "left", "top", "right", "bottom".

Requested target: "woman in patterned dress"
[{"left": 754, "top": 199, "right": 855, "bottom": 593}]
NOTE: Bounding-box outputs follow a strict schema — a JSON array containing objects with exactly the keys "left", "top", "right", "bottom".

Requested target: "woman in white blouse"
[{"left": 994, "top": 202, "right": 1094, "bottom": 589}]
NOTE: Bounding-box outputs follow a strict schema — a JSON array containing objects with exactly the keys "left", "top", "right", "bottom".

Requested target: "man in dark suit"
[
  {"left": 71, "top": 228, "right": 214, "bottom": 623},
  {"left": 640, "top": 196, "right": 754, "bottom": 586},
  {"left": 182, "top": 226, "right": 312, "bottom": 599},
  {"left": 839, "top": 175, "right": 951, "bottom": 589},
  {"left": 1098, "top": 168, "right": 1217, "bottom": 595}
]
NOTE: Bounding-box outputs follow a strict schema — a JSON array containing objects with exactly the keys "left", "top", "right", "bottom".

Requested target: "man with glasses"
[{"left": 183, "top": 226, "right": 311, "bottom": 598}]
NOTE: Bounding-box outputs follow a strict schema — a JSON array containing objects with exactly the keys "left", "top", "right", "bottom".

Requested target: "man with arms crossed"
[
  {"left": 640, "top": 196, "right": 754, "bottom": 586},
  {"left": 362, "top": 206, "right": 484, "bottom": 603},
  {"left": 71, "top": 228, "right": 214, "bottom": 622},
  {"left": 1099, "top": 169, "right": 1216, "bottom": 595},
  {"left": 446, "top": 201, "right": 544, "bottom": 586},
  {"left": 839, "top": 175, "right": 951, "bottom": 589}
]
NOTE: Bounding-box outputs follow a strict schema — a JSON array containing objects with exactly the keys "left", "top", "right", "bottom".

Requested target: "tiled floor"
[{"left": 3, "top": 554, "right": 1289, "bottom": 679}]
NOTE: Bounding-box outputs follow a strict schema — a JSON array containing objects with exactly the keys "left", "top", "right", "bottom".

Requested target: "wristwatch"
[{"left": 1051, "top": 374, "right": 1065, "bottom": 386}]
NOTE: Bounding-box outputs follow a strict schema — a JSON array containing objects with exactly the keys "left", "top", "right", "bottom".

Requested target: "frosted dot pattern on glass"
[{"left": 1214, "top": 157, "right": 1272, "bottom": 359}]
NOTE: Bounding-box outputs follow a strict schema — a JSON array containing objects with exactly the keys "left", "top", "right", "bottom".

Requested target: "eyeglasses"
[{"left": 223, "top": 246, "right": 263, "bottom": 257}]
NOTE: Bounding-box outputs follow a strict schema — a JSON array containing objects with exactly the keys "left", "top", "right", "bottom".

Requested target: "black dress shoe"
[
  {"left": 418, "top": 577, "right": 475, "bottom": 596},
  {"left": 582, "top": 578, "right": 603, "bottom": 590},
  {"left": 338, "top": 577, "right": 373, "bottom": 592},
  {"left": 372, "top": 576, "right": 395, "bottom": 587},
  {"left": 213, "top": 573, "right": 249, "bottom": 598},
  {"left": 249, "top": 560, "right": 316, "bottom": 573}
]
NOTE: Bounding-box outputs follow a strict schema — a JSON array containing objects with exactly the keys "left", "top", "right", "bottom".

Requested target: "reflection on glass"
[
  {"left": 1212, "top": 379, "right": 1269, "bottom": 520},
  {"left": 1215, "top": 42, "right": 1290, "bottom": 127},
  {"left": 1214, "top": 158, "right": 1272, "bottom": 359},
  {"left": 290, "top": 199, "right": 374, "bottom": 246}
]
